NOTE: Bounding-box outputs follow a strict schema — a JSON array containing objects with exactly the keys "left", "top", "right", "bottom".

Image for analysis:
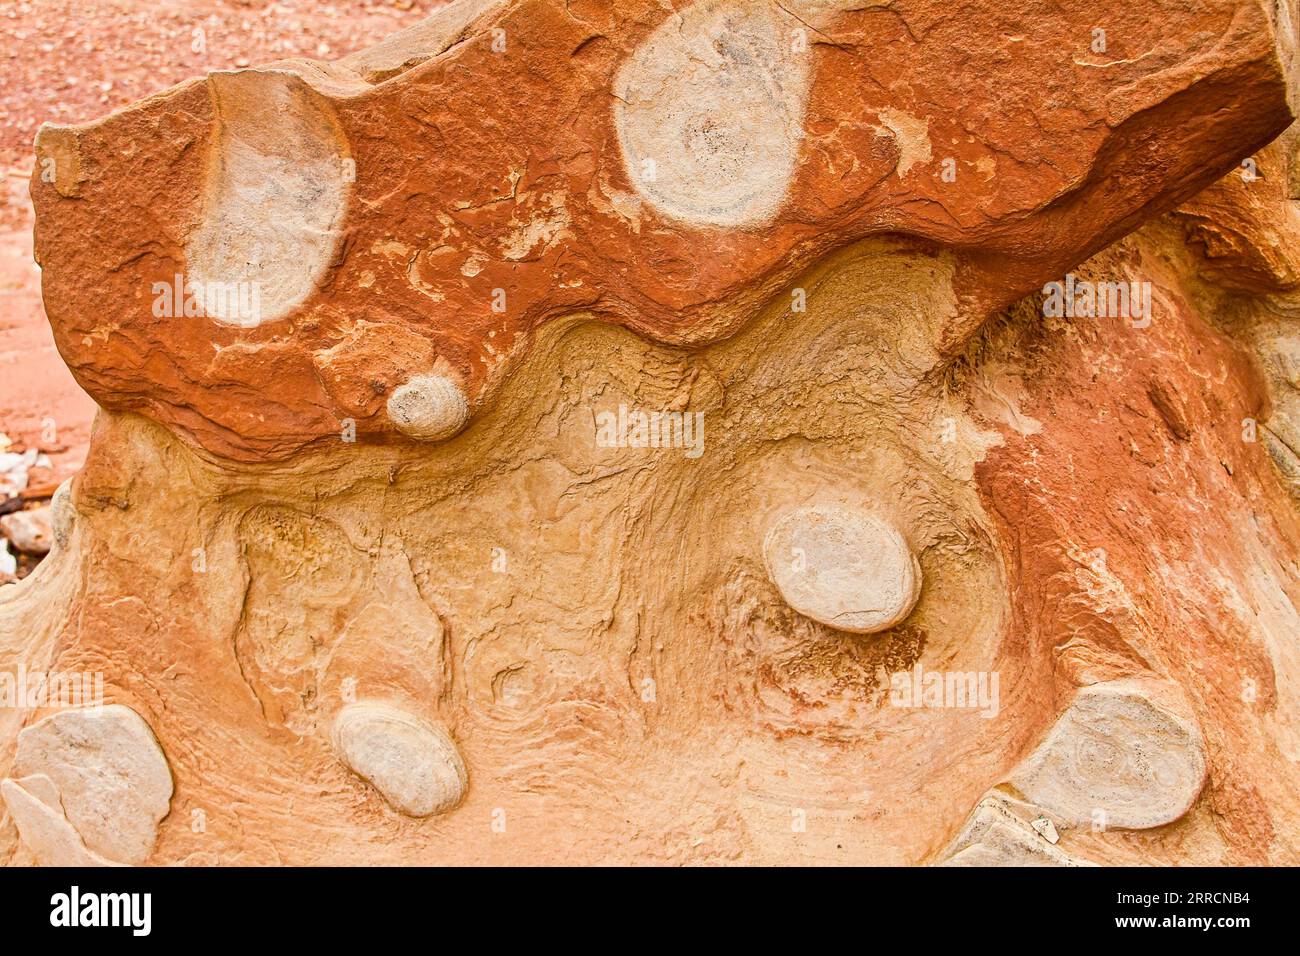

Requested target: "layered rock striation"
[{"left": 2, "top": 0, "right": 1299, "bottom": 865}]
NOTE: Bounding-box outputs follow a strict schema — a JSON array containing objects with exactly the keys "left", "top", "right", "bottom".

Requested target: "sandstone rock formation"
[{"left": 2, "top": 0, "right": 1300, "bottom": 865}]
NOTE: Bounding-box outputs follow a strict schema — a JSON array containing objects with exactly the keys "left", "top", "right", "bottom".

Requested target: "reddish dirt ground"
[{"left": 0, "top": 0, "right": 437, "bottom": 572}]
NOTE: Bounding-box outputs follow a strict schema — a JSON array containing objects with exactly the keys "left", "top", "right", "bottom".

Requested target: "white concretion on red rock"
[
  {"left": 8, "top": 0, "right": 1300, "bottom": 868},
  {"left": 613, "top": 0, "right": 811, "bottom": 228},
  {"left": 186, "top": 70, "right": 349, "bottom": 327},
  {"left": 386, "top": 374, "right": 471, "bottom": 442}
]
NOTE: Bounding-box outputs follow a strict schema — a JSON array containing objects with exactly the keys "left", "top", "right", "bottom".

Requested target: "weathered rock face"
[{"left": 2, "top": 0, "right": 1300, "bottom": 865}]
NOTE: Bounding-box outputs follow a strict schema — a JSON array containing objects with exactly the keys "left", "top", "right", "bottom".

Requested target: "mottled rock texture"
[{"left": 2, "top": 0, "right": 1300, "bottom": 865}]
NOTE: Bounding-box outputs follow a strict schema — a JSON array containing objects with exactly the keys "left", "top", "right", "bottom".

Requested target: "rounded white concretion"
[
  {"left": 1009, "top": 680, "right": 1207, "bottom": 830},
  {"left": 11, "top": 704, "right": 173, "bottom": 865},
  {"left": 186, "top": 71, "right": 349, "bottom": 327},
  {"left": 763, "top": 504, "right": 922, "bottom": 634},
  {"left": 332, "top": 703, "right": 467, "bottom": 817},
  {"left": 1279, "top": 0, "right": 1300, "bottom": 118},
  {"left": 386, "top": 374, "right": 470, "bottom": 442},
  {"left": 613, "top": 0, "right": 811, "bottom": 228},
  {"left": 50, "top": 477, "right": 75, "bottom": 550}
]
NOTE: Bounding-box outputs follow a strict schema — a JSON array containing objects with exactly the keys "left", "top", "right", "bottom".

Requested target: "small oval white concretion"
[
  {"left": 332, "top": 703, "right": 467, "bottom": 817},
  {"left": 763, "top": 504, "right": 922, "bottom": 634},
  {"left": 386, "top": 374, "right": 470, "bottom": 442}
]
